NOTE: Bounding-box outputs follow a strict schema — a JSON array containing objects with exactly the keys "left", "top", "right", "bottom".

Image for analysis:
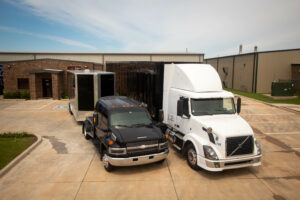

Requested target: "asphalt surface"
[{"left": 0, "top": 98, "right": 299, "bottom": 200}]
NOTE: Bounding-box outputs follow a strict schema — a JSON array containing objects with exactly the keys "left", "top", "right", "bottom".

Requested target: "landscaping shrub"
[
  {"left": 61, "top": 91, "right": 68, "bottom": 99},
  {"left": 3, "top": 91, "right": 30, "bottom": 100}
]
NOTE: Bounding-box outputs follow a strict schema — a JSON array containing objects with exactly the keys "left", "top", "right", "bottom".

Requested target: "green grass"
[
  {"left": 0, "top": 132, "right": 36, "bottom": 170},
  {"left": 225, "top": 88, "right": 300, "bottom": 105}
]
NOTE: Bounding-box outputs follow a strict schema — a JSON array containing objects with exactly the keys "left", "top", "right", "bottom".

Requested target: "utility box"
[
  {"left": 67, "top": 70, "right": 115, "bottom": 121},
  {"left": 271, "top": 81, "right": 295, "bottom": 96}
]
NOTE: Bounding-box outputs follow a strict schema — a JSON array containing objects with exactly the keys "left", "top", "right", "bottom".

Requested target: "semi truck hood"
[
  {"left": 194, "top": 115, "right": 253, "bottom": 137},
  {"left": 111, "top": 125, "right": 163, "bottom": 143}
]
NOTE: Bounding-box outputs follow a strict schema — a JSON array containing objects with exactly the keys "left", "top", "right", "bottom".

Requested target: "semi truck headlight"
[
  {"left": 203, "top": 145, "right": 219, "bottom": 160},
  {"left": 108, "top": 147, "right": 127, "bottom": 155},
  {"left": 255, "top": 140, "right": 261, "bottom": 155}
]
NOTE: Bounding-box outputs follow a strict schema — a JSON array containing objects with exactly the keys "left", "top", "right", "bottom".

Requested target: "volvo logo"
[{"left": 229, "top": 136, "right": 250, "bottom": 156}]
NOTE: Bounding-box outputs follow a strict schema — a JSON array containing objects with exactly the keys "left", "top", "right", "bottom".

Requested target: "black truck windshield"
[
  {"left": 110, "top": 110, "right": 152, "bottom": 127},
  {"left": 191, "top": 98, "right": 236, "bottom": 116}
]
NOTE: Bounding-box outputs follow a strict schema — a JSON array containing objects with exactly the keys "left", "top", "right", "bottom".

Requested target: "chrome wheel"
[
  {"left": 188, "top": 148, "right": 197, "bottom": 166},
  {"left": 186, "top": 144, "right": 200, "bottom": 170}
]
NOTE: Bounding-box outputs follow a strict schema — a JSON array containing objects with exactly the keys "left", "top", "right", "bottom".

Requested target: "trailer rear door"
[
  {"left": 78, "top": 75, "right": 94, "bottom": 110},
  {"left": 100, "top": 74, "right": 114, "bottom": 97}
]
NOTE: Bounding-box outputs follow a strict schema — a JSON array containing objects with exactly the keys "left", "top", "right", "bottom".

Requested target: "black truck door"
[{"left": 95, "top": 112, "right": 108, "bottom": 139}]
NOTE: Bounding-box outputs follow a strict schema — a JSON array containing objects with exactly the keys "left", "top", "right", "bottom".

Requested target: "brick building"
[
  {"left": 0, "top": 52, "right": 203, "bottom": 99},
  {"left": 2, "top": 59, "right": 102, "bottom": 99}
]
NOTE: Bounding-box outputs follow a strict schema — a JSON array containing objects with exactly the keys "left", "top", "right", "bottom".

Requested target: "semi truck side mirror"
[
  {"left": 158, "top": 109, "right": 164, "bottom": 122},
  {"left": 237, "top": 97, "right": 241, "bottom": 114},
  {"left": 93, "top": 113, "right": 98, "bottom": 126},
  {"left": 177, "top": 100, "right": 184, "bottom": 116}
]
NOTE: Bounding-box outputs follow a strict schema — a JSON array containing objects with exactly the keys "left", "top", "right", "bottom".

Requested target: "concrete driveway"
[{"left": 0, "top": 97, "right": 299, "bottom": 200}]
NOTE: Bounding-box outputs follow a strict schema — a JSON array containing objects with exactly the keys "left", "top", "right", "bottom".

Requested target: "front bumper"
[
  {"left": 107, "top": 149, "right": 169, "bottom": 167},
  {"left": 199, "top": 154, "right": 262, "bottom": 172}
]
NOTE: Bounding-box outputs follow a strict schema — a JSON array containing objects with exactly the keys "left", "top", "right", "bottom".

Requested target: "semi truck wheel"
[
  {"left": 82, "top": 124, "right": 91, "bottom": 140},
  {"left": 102, "top": 151, "right": 114, "bottom": 172},
  {"left": 186, "top": 144, "right": 200, "bottom": 170}
]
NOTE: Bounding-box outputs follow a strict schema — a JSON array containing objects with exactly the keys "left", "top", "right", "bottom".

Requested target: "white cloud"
[
  {"left": 0, "top": 25, "right": 97, "bottom": 50},
  {"left": 5, "top": 0, "right": 300, "bottom": 56}
]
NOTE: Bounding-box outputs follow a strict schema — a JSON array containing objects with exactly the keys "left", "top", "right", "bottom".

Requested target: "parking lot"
[{"left": 0, "top": 97, "right": 299, "bottom": 200}]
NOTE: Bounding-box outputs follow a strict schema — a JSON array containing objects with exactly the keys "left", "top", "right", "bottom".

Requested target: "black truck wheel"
[
  {"left": 102, "top": 151, "right": 114, "bottom": 172},
  {"left": 186, "top": 144, "right": 200, "bottom": 170},
  {"left": 82, "top": 123, "right": 91, "bottom": 140}
]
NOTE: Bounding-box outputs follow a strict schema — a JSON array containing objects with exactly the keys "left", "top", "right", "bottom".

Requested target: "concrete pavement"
[{"left": 0, "top": 98, "right": 299, "bottom": 200}]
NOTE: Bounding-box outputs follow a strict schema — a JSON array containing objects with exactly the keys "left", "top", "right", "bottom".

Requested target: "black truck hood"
[{"left": 111, "top": 125, "right": 163, "bottom": 143}]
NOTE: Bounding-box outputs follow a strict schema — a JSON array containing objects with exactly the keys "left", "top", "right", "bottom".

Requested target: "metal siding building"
[{"left": 205, "top": 49, "right": 300, "bottom": 94}]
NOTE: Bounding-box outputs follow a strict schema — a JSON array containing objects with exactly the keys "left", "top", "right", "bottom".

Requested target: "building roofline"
[
  {"left": 205, "top": 48, "right": 300, "bottom": 60},
  {"left": 0, "top": 51, "right": 204, "bottom": 56},
  {"left": 0, "top": 58, "right": 103, "bottom": 65}
]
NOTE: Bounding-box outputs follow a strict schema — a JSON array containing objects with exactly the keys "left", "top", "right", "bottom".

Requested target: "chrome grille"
[
  {"left": 126, "top": 140, "right": 159, "bottom": 156},
  {"left": 126, "top": 140, "right": 158, "bottom": 147},
  {"left": 226, "top": 136, "right": 254, "bottom": 157}
]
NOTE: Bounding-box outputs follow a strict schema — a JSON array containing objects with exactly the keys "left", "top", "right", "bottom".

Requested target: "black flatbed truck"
[{"left": 83, "top": 96, "right": 169, "bottom": 171}]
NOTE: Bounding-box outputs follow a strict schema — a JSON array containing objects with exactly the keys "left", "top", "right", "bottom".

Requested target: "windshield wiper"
[
  {"left": 113, "top": 124, "right": 132, "bottom": 128},
  {"left": 132, "top": 123, "right": 152, "bottom": 127}
]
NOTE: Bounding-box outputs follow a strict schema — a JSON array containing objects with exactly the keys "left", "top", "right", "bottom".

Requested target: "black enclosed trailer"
[{"left": 67, "top": 70, "right": 115, "bottom": 121}]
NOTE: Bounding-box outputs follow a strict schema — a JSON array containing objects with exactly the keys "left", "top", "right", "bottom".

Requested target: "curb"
[{"left": 0, "top": 134, "right": 42, "bottom": 178}]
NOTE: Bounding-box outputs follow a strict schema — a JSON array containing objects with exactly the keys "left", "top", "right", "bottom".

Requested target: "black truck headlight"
[
  {"left": 255, "top": 140, "right": 262, "bottom": 155},
  {"left": 108, "top": 147, "right": 127, "bottom": 155},
  {"left": 203, "top": 145, "right": 219, "bottom": 160}
]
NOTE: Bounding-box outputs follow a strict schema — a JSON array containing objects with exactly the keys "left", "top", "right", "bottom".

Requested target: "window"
[
  {"left": 99, "top": 113, "right": 108, "bottom": 130},
  {"left": 183, "top": 98, "right": 189, "bottom": 116},
  {"left": 17, "top": 78, "right": 29, "bottom": 90},
  {"left": 191, "top": 98, "right": 236, "bottom": 116}
]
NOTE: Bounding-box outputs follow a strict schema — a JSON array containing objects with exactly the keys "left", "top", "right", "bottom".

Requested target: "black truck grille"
[
  {"left": 126, "top": 140, "right": 158, "bottom": 147},
  {"left": 226, "top": 136, "right": 254, "bottom": 157},
  {"left": 126, "top": 140, "right": 159, "bottom": 157}
]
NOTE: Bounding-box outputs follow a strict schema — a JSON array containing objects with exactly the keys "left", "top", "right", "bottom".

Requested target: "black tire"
[
  {"left": 82, "top": 123, "right": 91, "bottom": 140},
  {"left": 69, "top": 103, "right": 73, "bottom": 115},
  {"left": 186, "top": 144, "right": 200, "bottom": 170},
  {"left": 102, "top": 151, "right": 114, "bottom": 172}
]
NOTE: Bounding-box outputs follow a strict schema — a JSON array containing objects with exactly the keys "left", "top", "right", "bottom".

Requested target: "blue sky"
[{"left": 0, "top": 0, "right": 300, "bottom": 58}]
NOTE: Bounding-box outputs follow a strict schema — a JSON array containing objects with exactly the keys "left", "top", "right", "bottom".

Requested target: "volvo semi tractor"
[{"left": 127, "top": 63, "right": 262, "bottom": 171}]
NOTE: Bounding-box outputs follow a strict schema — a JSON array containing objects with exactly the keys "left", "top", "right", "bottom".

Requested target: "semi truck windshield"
[
  {"left": 110, "top": 111, "right": 152, "bottom": 127},
  {"left": 191, "top": 98, "right": 236, "bottom": 116}
]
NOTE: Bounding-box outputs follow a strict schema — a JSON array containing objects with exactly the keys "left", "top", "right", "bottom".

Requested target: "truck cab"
[
  {"left": 163, "top": 64, "right": 262, "bottom": 171},
  {"left": 83, "top": 96, "right": 169, "bottom": 171}
]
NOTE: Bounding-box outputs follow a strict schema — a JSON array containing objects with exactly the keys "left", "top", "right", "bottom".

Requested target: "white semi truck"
[{"left": 127, "top": 63, "right": 262, "bottom": 171}]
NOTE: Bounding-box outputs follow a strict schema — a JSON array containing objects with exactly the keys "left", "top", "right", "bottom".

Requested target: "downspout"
[
  {"left": 232, "top": 56, "right": 235, "bottom": 89},
  {"left": 254, "top": 53, "right": 259, "bottom": 93},
  {"left": 251, "top": 53, "right": 256, "bottom": 93}
]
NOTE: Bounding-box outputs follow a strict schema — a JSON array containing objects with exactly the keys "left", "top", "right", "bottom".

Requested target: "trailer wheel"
[
  {"left": 186, "top": 144, "right": 200, "bottom": 170},
  {"left": 102, "top": 151, "right": 114, "bottom": 172},
  {"left": 68, "top": 103, "right": 73, "bottom": 115},
  {"left": 82, "top": 123, "right": 91, "bottom": 140}
]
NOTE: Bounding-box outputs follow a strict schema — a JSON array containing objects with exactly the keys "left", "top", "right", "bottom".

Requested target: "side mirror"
[
  {"left": 237, "top": 97, "right": 241, "bottom": 114},
  {"left": 177, "top": 99, "right": 183, "bottom": 116},
  {"left": 158, "top": 109, "right": 164, "bottom": 122},
  {"left": 93, "top": 113, "right": 98, "bottom": 126}
]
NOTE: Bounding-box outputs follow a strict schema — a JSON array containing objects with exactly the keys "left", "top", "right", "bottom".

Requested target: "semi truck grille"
[{"left": 226, "top": 136, "right": 254, "bottom": 157}]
